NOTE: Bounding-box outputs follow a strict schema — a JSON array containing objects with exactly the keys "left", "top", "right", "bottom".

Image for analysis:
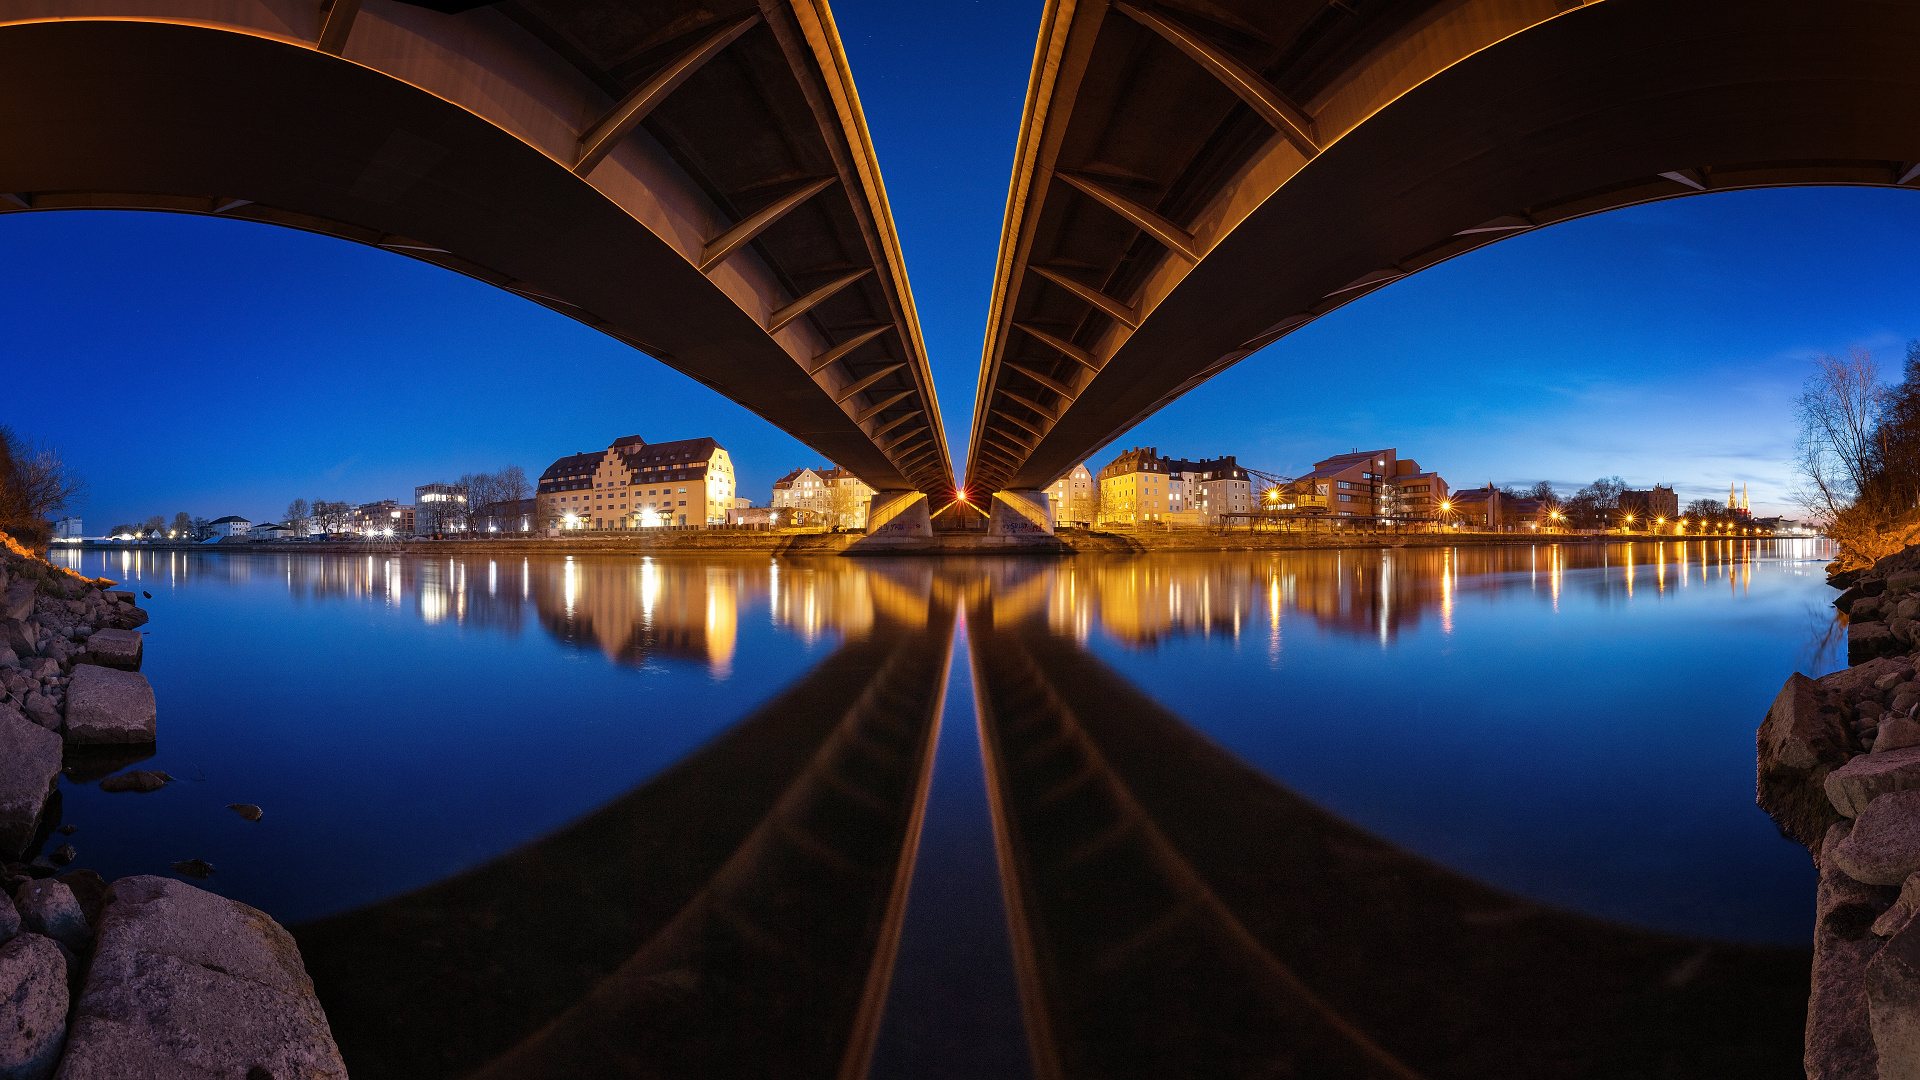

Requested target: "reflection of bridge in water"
[{"left": 283, "top": 552, "right": 1808, "bottom": 1080}]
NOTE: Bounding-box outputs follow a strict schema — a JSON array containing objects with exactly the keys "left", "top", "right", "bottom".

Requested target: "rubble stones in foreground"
[
  {"left": 56, "top": 876, "right": 346, "bottom": 1080},
  {"left": 1775, "top": 542, "right": 1920, "bottom": 1075}
]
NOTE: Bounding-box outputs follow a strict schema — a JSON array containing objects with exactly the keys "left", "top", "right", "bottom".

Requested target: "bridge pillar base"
[
  {"left": 989, "top": 490, "right": 1054, "bottom": 536},
  {"left": 863, "top": 491, "right": 932, "bottom": 540}
]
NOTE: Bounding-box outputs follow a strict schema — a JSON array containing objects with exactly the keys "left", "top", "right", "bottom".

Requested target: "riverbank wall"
[
  {"left": 0, "top": 531, "right": 348, "bottom": 1077},
  {"left": 78, "top": 528, "right": 1737, "bottom": 559},
  {"left": 1759, "top": 543, "right": 1920, "bottom": 1076}
]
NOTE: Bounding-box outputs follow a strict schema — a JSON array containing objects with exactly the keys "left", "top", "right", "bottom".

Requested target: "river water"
[{"left": 41, "top": 539, "right": 1840, "bottom": 1079}]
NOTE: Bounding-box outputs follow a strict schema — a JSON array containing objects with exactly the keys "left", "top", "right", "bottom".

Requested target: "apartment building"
[
  {"left": 1163, "top": 455, "right": 1253, "bottom": 522},
  {"left": 537, "top": 435, "right": 737, "bottom": 529},
  {"left": 771, "top": 466, "right": 872, "bottom": 528},
  {"left": 1046, "top": 464, "right": 1095, "bottom": 525},
  {"left": 1296, "top": 449, "right": 1448, "bottom": 521},
  {"left": 352, "top": 499, "right": 413, "bottom": 536},
  {"left": 1096, "top": 447, "right": 1172, "bottom": 524}
]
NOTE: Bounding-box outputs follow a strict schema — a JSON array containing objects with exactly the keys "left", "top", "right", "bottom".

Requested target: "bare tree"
[
  {"left": 494, "top": 465, "right": 530, "bottom": 533},
  {"left": 0, "top": 424, "right": 88, "bottom": 548},
  {"left": 825, "top": 478, "right": 864, "bottom": 530},
  {"left": 285, "top": 498, "right": 311, "bottom": 537},
  {"left": 1793, "top": 346, "right": 1885, "bottom": 524},
  {"left": 309, "top": 500, "right": 353, "bottom": 536},
  {"left": 171, "top": 511, "right": 192, "bottom": 539},
  {"left": 190, "top": 516, "right": 210, "bottom": 540}
]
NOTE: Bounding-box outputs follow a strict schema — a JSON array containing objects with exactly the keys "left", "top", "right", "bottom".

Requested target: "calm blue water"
[{"left": 43, "top": 540, "right": 1833, "bottom": 945}]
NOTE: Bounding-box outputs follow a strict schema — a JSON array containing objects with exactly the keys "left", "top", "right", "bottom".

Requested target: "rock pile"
[
  {"left": 1765, "top": 543, "right": 1920, "bottom": 1078},
  {"left": 0, "top": 539, "right": 155, "bottom": 866},
  {"left": 0, "top": 533, "right": 346, "bottom": 1078}
]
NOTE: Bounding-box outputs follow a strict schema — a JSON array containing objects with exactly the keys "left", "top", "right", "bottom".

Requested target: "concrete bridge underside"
[
  {"left": 965, "top": 0, "right": 1920, "bottom": 494},
  {"left": 0, "top": 0, "right": 953, "bottom": 493}
]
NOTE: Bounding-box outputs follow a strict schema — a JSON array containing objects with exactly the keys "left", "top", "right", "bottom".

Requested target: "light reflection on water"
[{"left": 39, "top": 539, "right": 1833, "bottom": 944}]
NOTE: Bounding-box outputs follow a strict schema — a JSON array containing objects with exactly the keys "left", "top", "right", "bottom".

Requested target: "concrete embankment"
[
  {"left": 0, "top": 531, "right": 347, "bottom": 1078},
  {"left": 1760, "top": 543, "right": 1920, "bottom": 1077}
]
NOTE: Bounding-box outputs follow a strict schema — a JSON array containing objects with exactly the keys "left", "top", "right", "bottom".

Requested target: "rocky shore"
[
  {"left": 0, "top": 533, "right": 345, "bottom": 1078},
  {"left": 1761, "top": 544, "right": 1920, "bottom": 1078}
]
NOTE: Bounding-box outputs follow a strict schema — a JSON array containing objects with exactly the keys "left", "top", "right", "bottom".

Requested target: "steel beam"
[
  {"left": 1055, "top": 172, "right": 1197, "bottom": 261},
  {"left": 316, "top": 0, "right": 360, "bottom": 56},
  {"left": 833, "top": 362, "right": 908, "bottom": 405},
  {"left": 806, "top": 325, "right": 892, "bottom": 375},
  {"left": 1013, "top": 323, "right": 1103, "bottom": 371},
  {"left": 574, "top": 16, "right": 762, "bottom": 177},
  {"left": 700, "top": 176, "right": 838, "bottom": 273},
  {"left": 1111, "top": 2, "right": 1318, "bottom": 153},
  {"left": 769, "top": 268, "right": 873, "bottom": 333},
  {"left": 1004, "top": 361, "right": 1078, "bottom": 400},
  {"left": 853, "top": 389, "right": 916, "bottom": 425},
  {"left": 1027, "top": 265, "right": 1139, "bottom": 328}
]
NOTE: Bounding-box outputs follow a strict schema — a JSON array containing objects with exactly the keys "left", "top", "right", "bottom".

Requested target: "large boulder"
[
  {"left": 0, "top": 708, "right": 62, "bottom": 860},
  {"left": 1831, "top": 790, "right": 1920, "bottom": 886},
  {"left": 61, "top": 666, "right": 154, "bottom": 745},
  {"left": 14, "top": 880, "right": 90, "bottom": 953},
  {"left": 1, "top": 581, "right": 33, "bottom": 622},
  {"left": 1867, "top": 917, "right": 1920, "bottom": 1080},
  {"left": 0, "top": 933, "right": 67, "bottom": 1080},
  {"left": 1829, "top": 747, "right": 1920, "bottom": 819},
  {"left": 79, "top": 629, "right": 139, "bottom": 671},
  {"left": 1760, "top": 673, "right": 1858, "bottom": 846},
  {"left": 56, "top": 876, "right": 346, "bottom": 1079},
  {"left": 1852, "top": 622, "right": 1904, "bottom": 665},
  {"left": 1809, "top": 832, "right": 1899, "bottom": 1080}
]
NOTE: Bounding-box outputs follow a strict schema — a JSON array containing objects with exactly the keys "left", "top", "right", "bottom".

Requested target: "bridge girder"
[
  {"left": 0, "top": 0, "right": 953, "bottom": 493},
  {"left": 965, "top": 0, "right": 1920, "bottom": 493}
]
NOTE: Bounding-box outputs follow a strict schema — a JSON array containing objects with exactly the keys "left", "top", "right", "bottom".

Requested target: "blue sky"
[{"left": 4, "top": 0, "right": 1920, "bottom": 528}]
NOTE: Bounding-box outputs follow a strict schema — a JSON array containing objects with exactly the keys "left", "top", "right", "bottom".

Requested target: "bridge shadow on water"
[{"left": 293, "top": 558, "right": 1809, "bottom": 1079}]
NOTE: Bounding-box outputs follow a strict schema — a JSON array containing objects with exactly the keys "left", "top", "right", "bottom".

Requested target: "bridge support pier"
[
  {"left": 863, "top": 491, "right": 932, "bottom": 541},
  {"left": 988, "top": 490, "right": 1054, "bottom": 537}
]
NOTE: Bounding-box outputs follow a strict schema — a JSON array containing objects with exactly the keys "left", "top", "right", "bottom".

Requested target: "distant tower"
[
  {"left": 1742, "top": 484, "right": 1750, "bottom": 511},
  {"left": 1729, "top": 481, "right": 1736, "bottom": 509}
]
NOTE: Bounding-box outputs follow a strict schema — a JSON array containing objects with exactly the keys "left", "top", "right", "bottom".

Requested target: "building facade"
[
  {"left": 1296, "top": 449, "right": 1448, "bottom": 522},
  {"left": 770, "top": 467, "right": 871, "bottom": 527},
  {"left": 537, "top": 435, "right": 737, "bottom": 530},
  {"left": 52, "top": 517, "right": 82, "bottom": 540},
  {"left": 1096, "top": 447, "right": 1172, "bottom": 524},
  {"left": 414, "top": 483, "right": 469, "bottom": 534},
  {"left": 1163, "top": 455, "right": 1252, "bottom": 522},
  {"left": 1447, "top": 486, "right": 1544, "bottom": 530},
  {"left": 476, "top": 498, "right": 536, "bottom": 533},
  {"left": 352, "top": 500, "right": 413, "bottom": 537},
  {"left": 1620, "top": 484, "right": 1680, "bottom": 522},
  {"left": 1046, "top": 464, "right": 1096, "bottom": 525},
  {"left": 207, "top": 515, "right": 251, "bottom": 538}
]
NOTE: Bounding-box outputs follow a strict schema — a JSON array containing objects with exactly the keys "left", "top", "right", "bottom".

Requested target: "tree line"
[{"left": 1795, "top": 342, "right": 1920, "bottom": 562}]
